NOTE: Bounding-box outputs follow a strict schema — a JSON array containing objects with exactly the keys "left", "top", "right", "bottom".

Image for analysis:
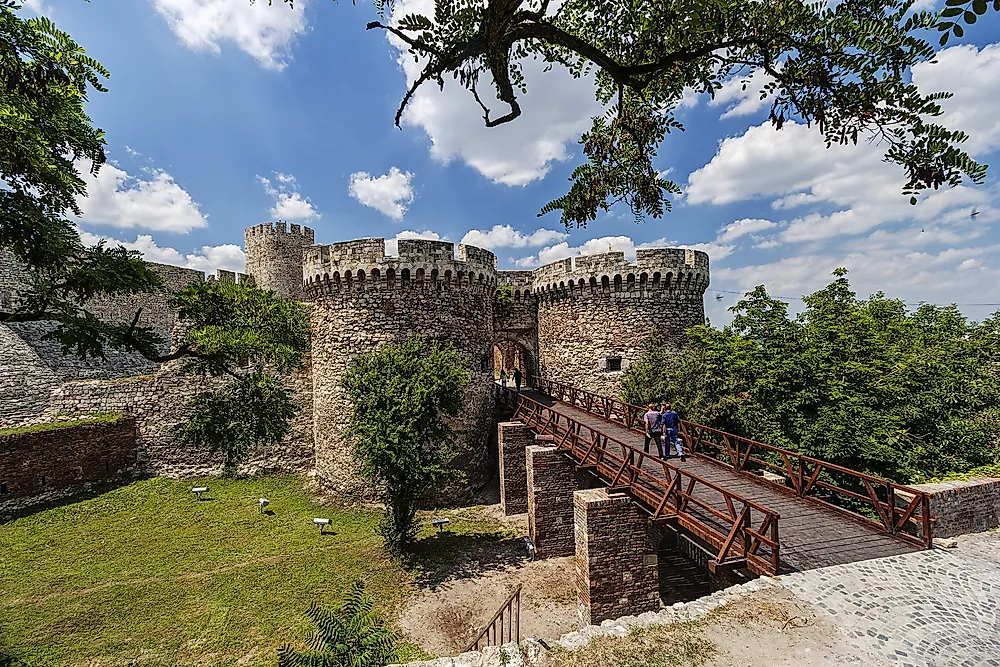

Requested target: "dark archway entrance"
[{"left": 493, "top": 339, "right": 532, "bottom": 382}]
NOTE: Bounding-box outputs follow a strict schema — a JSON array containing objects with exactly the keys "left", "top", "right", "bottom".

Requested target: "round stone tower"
[
  {"left": 244, "top": 222, "right": 315, "bottom": 300},
  {"left": 533, "top": 247, "right": 709, "bottom": 397},
  {"left": 303, "top": 237, "right": 498, "bottom": 496}
]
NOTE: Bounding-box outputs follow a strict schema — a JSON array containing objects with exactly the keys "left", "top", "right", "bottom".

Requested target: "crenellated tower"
[
  {"left": 303, "top": 237, "right": 499, "bottom": 496},
  {"left": 244, "top": 222, "right": 315, "bottom": 300},
  {"left": 531, "top": 248, "right": 710, "bottom": 397}
]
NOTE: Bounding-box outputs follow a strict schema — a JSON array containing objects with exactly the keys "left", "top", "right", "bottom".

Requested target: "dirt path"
[{"left": 399, "top": 507, "right": 579, "bottom": 657}]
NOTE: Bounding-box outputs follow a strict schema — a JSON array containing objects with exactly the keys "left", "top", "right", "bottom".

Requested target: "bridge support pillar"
[
  {"left": 498, "top": 422, "right": 533, "bottom": 515},
  {"left": 527, "top": 443, "right": 577, "bottom": 558},
  {"left": 574, "top": 488, "right": 659, "bottom": 625}
]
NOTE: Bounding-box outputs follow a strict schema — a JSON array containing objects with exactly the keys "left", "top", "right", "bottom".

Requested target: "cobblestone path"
[{"left": 779, "top": 530, "right": 1000, "bottom": 667}]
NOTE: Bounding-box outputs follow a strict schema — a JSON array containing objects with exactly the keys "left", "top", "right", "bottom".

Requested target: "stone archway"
[{"left": 493, "top": 339, "right": 532, "bottom": 381}]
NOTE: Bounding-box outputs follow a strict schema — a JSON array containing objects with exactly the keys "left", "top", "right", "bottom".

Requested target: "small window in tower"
[
  {"left": 606, "top": 357, "right": 622, "bottom": 372},
  {"left": 39, "top": 475, "right": 47, "bottom": 487},
  {"left": 1, "top": 482, "right": 8, "bottom": 495}
]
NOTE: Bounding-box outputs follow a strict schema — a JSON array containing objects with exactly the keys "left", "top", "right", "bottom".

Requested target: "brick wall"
[
  {"left": 0, "top": 417, "right": 137, "bottom": 512},
  {"left": 899, "top": 477, "right": 1000, "bottom": 539},
  {"left": 573, "top": 488, "right": 659, "bottom": 625},
  {"left": 498, "top": 422, "right": 532, "bottom": 515},
  {"left": 526, "top": 443, "right": 577, "bottom": 558}
]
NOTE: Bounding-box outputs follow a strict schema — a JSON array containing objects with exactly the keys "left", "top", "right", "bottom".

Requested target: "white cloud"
[
  {"left": 75, "top": 159, "right": 208, "bottom": 233},
  {"left": 384, "top": 230, "right": 444, "bottom": 256},
  {"left": 151, "top": 0, "right": 308, "bottom": 71},
  {"left": 386, "top": 0, "right": 603, "bottom": 186},
  {"left": 17, "top": 0, "right": 49, "bottom": 15},
  {"left": 460, "top": 225, "right": 568, "bottom": 250},
  {"left": 78, "top": 231, "right": 245, "bottom": 274},
  {"left": 717, "top": 218, "right": 778, "bottom": 242},
  {"left": 257, "top": 173, "right": 319, "bottom": 221},
  {"left": 710, "top": 67, "right": 776, "bottom": 119},
  {"left": 514, "top": 236, "right": 637, "bottom": 268},
  {"left": 348, "top": 167, "right": 415, "bottom": 220},
  {"left": 910, "top": 43, "right": 1000, "bottom": 155}
]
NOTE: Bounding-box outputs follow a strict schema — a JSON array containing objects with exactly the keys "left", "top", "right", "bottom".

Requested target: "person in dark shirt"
[
  {"left": 643, "top": 404, "right": 663, "bottom": 458},
  {"left": 660, "top": 403, "right": 685, "bottom": 461},
  {"left": 513, "top": 368, "right": 522, "bottom": 393}
]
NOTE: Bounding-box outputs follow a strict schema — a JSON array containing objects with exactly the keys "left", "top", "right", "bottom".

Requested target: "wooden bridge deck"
[{"left": 520, "top": 388, "right": 920, "bottom": 573}]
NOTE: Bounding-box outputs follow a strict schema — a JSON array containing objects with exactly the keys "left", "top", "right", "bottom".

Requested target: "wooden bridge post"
[
  {"left": 574, "top": 488, "right": 659, "bottom": 625},
  {"left": 526, "top": 444, "right": 578, "bottom": 558},
  {"left": 498, "top": 422, "right": 533, "bottom": 515}
]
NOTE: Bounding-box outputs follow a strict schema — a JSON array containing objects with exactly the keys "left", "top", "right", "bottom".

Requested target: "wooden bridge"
[{"left": 501, "top": 377, "right": 933, "bottom": 575}]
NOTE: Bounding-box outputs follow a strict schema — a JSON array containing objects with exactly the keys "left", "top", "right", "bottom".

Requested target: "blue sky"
[{"left": 21, "top": 0, "right": 1000, "bottom": 324}]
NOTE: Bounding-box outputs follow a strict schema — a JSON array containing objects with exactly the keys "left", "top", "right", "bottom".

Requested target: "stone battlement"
[
  {"left": 205, "top": 270, "right": 251, "bottom": 284},
  {"left": 530, "top": 248, "right": 709, "bottom": 299},
  {"left": 245, "top": 221, "right": 315, "bottom": 242},
  {"left": 303, "top": 238, "right": 498, "bottom": 298}
]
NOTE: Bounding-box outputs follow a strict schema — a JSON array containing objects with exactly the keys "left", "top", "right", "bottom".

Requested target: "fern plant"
[{"left": 277, "top": 580, "right": 398, "bottom": 667}]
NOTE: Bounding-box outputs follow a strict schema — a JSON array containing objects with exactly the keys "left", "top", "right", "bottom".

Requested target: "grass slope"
[{"left": 0, "top": 476, "right": 508, "bottom": 667}]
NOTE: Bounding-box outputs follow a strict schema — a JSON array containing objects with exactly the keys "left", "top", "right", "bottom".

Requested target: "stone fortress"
[{"left": 0, "top": 222, "right": 709, "bottom": 505}]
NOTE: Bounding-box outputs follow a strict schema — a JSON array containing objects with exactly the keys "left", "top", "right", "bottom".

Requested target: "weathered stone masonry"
[
  {"left": 245, "top": 222, "right": 315, "bottom": 300},
  {"left": 304, "top": 238, "right": 498, "bottom": 495},
  {"left": 897, "top": 478, "right": 1000, "bottom": 538},
  {"left": 498, "top": 422, "right": 532, "bottom": 515},
  {"left": 530, "top": 248, "right": 709, "bottom": 398},
  {"left": 527, "top": 442, "right": 578, "bottom": 559}
]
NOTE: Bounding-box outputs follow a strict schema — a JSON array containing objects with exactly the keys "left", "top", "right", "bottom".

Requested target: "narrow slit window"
[{"left": 606, "top": 357, "right": 622, "bottom": 372}]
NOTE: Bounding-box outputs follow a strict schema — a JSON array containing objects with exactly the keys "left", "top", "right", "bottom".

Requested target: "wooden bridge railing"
[
  {"left": 464, "top": 584, "right": 521, "bottom": 653},
  {"left": 500, "top": 388, "right": 781, "bottom": 575},
  {"left": 527, "top": 375, "right": 934, "bottom": 549}
]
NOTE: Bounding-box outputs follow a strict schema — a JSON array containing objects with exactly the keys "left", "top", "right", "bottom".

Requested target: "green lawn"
[{"left": 0, "top": 475, "right": 512, "bottom": 667}]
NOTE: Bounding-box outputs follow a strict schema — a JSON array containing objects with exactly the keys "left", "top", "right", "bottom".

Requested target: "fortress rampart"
[
  {"left": 304, "top": 238, "right": 499, "bottom": 495},
  {"left": 245, "top": 222, "right": 315, "bottom": 300},
  {"left": 1, "top": 222, "right": 711, "bottom": 506},
  {"left": 528, "top": 248, "right": 710, "bottom": 397}
]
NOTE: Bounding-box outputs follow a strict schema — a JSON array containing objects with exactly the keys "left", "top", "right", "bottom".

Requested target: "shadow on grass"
[
  {"left": 405, "top": 531, "right": 530, "bottom": 590},
  {"left": 0, "top": 474, "right": 149, "bottom": 525}
]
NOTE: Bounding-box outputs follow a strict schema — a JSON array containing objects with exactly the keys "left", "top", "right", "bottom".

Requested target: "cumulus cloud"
[
  {"left": 74, "top": 159, "right": 208, "bottom": 233},
  {"left": 513, "top": 236, "right": 638, "bottom": 268},
  {"left": 910, "top": 43, "right": 1000, "bottom": 155},
  {"left": 717, "top": 218, "right": 779, "bottom": 242},
  {"left": 257, "top": 173, "right": 320, "bottom": 221},
  {"left": 460, "top": 225, "right": 568, "bottom": 250},
  {"left": 17, "top": 0, "right": 49, "bottom": 15},
  {"left": 386, "top": 0, "right": 603, "bottom": 186},
  {"left": 78, "top": 231, "right": 246, "bottom": 274},
  {"left": 384, "top": 229, "right": 444, "bottom": 256},
  {"left": 151, "top": 0, "right": 308, "bottom": 71},
  {"left": 709, "top": 67, "right": 777, "bottom": 119},
  {"left": 348, "top": 167, "right": 415, "bottom": 220}
]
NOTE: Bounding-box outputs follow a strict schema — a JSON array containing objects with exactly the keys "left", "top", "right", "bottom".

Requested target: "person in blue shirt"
[{"left": 660, "top": 403, "right": 686, "bottom": 461}]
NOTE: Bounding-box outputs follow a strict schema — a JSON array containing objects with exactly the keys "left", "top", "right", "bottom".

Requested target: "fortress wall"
[
  {"left": 532, "top": 249, "right": 709, "bottom": 396},
  {"left": 306, "top": 239, "right": 498, "bottom": 496},
  {"left": 245, "top": 222, "right": 314, "bottom": 299}
]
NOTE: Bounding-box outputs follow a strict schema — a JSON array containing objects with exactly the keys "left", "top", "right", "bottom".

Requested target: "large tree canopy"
[
  {"left": 1, "top": 3, "right": 310, "bottom": 466},
  {"left": 623, "top": 270, "right": 1000, "bottom": 485},
  {"left": 271, "top": 0, "right": 990, "bottom": 228}
]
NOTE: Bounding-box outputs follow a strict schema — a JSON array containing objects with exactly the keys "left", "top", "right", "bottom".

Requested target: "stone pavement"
[{"left": 779, "top": 530, "right": 1000, "bottom": 667}]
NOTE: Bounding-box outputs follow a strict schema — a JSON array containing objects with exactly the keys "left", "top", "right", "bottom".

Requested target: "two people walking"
[
  {"left": 643, "top": 403, "right": 686, "bottom": 461},
  {"left": 499, "top": 368, "right": 523, "bottom": 393}
]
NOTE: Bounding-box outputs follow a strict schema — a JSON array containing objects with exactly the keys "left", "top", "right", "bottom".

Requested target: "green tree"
[
  {"left": 1, "top": 4, "right": 311, "bottom": 467},
  {"left": 495, "top": 283, "right": 514, "bottom": 308},
  {"left": 277, "top": 580, "right": 398, "bottom": 667},
  {"left": 341, "top": 337, "right": 469, "bottom": 553},
  {"left": 268, "top": 0, "right": 986, "bottom": 227},
  {"left": 620, "top": 328, "right": 675, "bottom": 408},
  {"left": 645, "top": 270, "right": 1000, "bottom": 484},
  {"left": 170, "top": 279, "right": 311, "bottom": 474}
]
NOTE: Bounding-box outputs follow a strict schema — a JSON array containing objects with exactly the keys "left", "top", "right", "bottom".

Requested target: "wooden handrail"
[
  {"left": 464, "top": 584, "right": 521, "bottom": 653},
  {"left": 500, "top": 388, "right": 782, "bottom": 575},
  {"left": 526, "top": 375, "right": 934, "bottom": 549}
]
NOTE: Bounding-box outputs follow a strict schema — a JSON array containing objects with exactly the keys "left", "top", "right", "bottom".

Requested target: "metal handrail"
[
  {"left": 464, "top": 584, "right": 521, "bottom": 653},
  {"left": 500, "top": 388, "right": 781, "bottom": 575},
  {"left": 527, "top": 375, "right": 933, "bottom": 548}
]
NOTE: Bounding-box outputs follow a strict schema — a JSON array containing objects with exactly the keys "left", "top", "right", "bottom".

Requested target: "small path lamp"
[{"left": 192, "top": 486, "right": 208, "bottom": 501}]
